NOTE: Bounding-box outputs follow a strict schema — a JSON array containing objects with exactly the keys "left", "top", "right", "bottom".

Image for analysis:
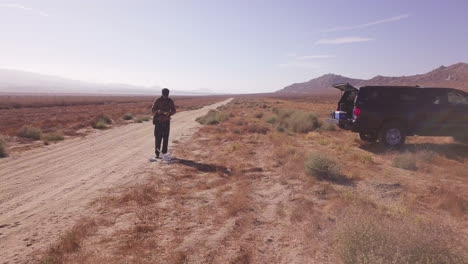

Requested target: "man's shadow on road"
[{"left": 172, "top": 158, "right": 232, "bottom": 176}]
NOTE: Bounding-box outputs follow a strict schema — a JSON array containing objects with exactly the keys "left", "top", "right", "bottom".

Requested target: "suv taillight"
[{"left": 353, "top": 106, "right": 361, "bottom": 119}]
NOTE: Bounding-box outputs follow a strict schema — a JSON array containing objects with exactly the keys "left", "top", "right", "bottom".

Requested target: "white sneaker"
[
  {"left": 149, "top": 156, "right": 159, "bottom": 162},
  {"left": 162, "top": 153, "right": 171, "bottom": 161}
]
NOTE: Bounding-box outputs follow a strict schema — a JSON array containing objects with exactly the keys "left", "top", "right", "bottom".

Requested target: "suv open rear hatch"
[
  {"left": 330, "top": 83, "right": 359, "bottom": 130},
  {"left": 333, "top": 83, "right": 358, "bottom": 92}
]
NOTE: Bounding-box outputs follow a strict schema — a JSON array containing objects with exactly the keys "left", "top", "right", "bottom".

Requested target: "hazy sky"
[{"left": 1, "top": 0, "right": 467, "bottom": 93}]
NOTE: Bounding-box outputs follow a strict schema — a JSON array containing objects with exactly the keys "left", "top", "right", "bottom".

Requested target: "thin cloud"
[
  {"left": 278, "top": 54, "right": 335, "bottom": 68},
  {"left": 277, "top": 61, "right": 321, "bottom": 69},
  {"left": 315, "top": 37, "right": 373, "bottom": 45},
  {"left": 322, "top": 14, "right": 410, "bottom": 33},
  {"left": 0, "top": 3, "right": 50, "bottom": 17},
  {"left": 297, "top": 55, "right": 336, "bottom": 60}
]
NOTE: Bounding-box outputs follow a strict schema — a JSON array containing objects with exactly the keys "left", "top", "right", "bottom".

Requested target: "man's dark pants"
[{"left": 154, "top": 120, "right": 170, "bottom": 157}]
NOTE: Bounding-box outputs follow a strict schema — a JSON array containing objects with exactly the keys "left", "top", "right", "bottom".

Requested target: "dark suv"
[{"left": 331, "top": 84, "right": 468, "bottom": 147}]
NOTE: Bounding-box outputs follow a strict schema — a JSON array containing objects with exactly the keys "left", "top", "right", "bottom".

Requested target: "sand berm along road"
[{"left": 0, "top": 98, "right": 232, "bottom": 264}]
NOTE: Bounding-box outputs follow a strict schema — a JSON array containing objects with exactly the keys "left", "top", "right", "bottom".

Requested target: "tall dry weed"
[{"left": 335, "top": 207, "right": 466, "bottom": 264}]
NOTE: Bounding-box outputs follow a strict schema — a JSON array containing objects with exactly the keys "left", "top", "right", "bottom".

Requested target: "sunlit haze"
[{"left": 1, "top": 0, "right": 467, "bottom": 93}]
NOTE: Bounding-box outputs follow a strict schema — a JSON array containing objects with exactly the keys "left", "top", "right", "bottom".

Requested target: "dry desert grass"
[{"left": 38, "top": 97, "right": 468, "bottom": 263}]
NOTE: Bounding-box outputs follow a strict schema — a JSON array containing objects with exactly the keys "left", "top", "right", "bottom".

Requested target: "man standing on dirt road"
[{"left": 150, "top": 88, "right": 176, "bottom": 162}]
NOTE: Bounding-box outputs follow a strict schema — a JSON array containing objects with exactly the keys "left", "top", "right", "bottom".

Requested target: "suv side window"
[
  {"left": 426, "top": 91, "right": 447, "bottom": 105},
  {"left": 447, "top": 91, "right": 468, "bottom": 105}
]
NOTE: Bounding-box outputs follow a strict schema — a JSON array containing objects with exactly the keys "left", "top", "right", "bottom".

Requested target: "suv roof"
[{"left": 333, "top": 83, "right": 467, "bottom": 95}]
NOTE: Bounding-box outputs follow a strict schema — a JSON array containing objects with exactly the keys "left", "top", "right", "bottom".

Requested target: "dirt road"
[{"left": 0, "top": 98, "right": 232, "bottom": 264}]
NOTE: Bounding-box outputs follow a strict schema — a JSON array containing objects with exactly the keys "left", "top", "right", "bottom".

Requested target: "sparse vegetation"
[
  {"left": 0, "top": 139, "right": 7, "bottom": 158},
  {"left": 31, "top": 97, "right": 468, "bottom": 264},
  {"left": 122, "top": 113, "right": 133, "bottom": 120},
  {"left": 244, "top": 123, "right": 270, "bottom": 134},
  {"left": 196, "top": 109, "right": 229, "bottom": 125},
  {"left": 392, "top": 152, "right": 417, "bottom": 170},
  {"left": 0, "top": 95, "right": 224, "bottom": 137},
  {"left": 17, "top": 125, "right": 42, "bottom": 140}
]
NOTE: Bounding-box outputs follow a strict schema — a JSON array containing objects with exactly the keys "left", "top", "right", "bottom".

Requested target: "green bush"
[
  {"left": 196, "top": 110, "right": 229, "bottom": 125},
  {"left": 17, "top": 126, "right": 42, "bottom": 140},
  {"left": 93, "top": 120, "right": 108, "bottom": 129},
  {"left": 97, "top": 115, "right": 112, "bottom": 124},
  {"left": 41, "top": 132, "right": 65, "bottom": 142},
  {"left": 305, "top": 152, "right": 341, "bottom": 181},
  {"left": 93, "top": 115, "right": 112, "bottom": 129},
  {"left": 123, "top": 113, "right": 133, "bottom": 120},
  {"left": 270, "top": 108, "right": 321, "bottom": 133},
  {"left": 266, "top": 115, "right": 277, "bottom": 124},
  {"left": 0, "top": 140, "right": 7, "bottom": 158},
  {"left": 287, "top": 111, "right": 321, "bottom": 133},
  {"left": 392, "top": 153, "right": 417, "bottom": 171}
]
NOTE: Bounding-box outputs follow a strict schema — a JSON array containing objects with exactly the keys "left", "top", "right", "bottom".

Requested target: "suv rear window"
[{"left": 358, "top": 88, "right": 421, "bottom": 104}]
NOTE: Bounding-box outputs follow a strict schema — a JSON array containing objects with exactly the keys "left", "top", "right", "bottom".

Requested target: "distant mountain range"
[
  {"left": 277, "top": 62, "right": 468, "bottom": 94},
  {"left": 0, "top": 69, "right": 217, "bottom": 96}
]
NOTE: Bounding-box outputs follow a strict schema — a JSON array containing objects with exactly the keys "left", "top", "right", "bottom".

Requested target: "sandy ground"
[{"left": 0, "top": 98, "right": 232, "bottom": 264}]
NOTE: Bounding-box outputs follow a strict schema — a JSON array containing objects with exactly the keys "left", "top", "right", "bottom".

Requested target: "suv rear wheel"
[{"left": 379, "top": 122, "right": 406, "bottom": 147}]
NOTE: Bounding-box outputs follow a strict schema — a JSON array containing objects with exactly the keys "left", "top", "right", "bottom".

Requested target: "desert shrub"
[
  {"left": 196, "top": 110, "right": 229, "bottom": 125},
  {"left": 0, "top": 140, "right": 7, "bottom": 158},
  {"left": 266, "top": 115, "right": 277, "bottom": 124},
  {"left": 96, "top": 115, "right": 112, "bottom": 124},
  {"left": 335, "top": 207, "right": 466, "bottom": 264},
  {"left": 135, "top": 116, "right": 151, "bottom": 123},
  {"left": 305, "top": 152, "right": 342, "bottom": 181},
  {"left": 254, "top": 112, "right": 263, "bottom": 118},
  {"left": 41, "top": 132, "right": 65, "bottom": 142},
  {"left": 271, "top": 108, "right": 321, "bottom": 133},
  {"left": 122, "top": 113, "right": 133, "bottom": 120},
  {"left": 93, "top": 115, "right": 113, "bottom": 129},
  {"left": 392, "top": 152, "right": 417, "bottom": 170},
  {"left": 93, "top": 121, "right": 108, "bottom": 129},
  {"left": 17, "top": 126, "right": 42, "bottom": 140}
]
